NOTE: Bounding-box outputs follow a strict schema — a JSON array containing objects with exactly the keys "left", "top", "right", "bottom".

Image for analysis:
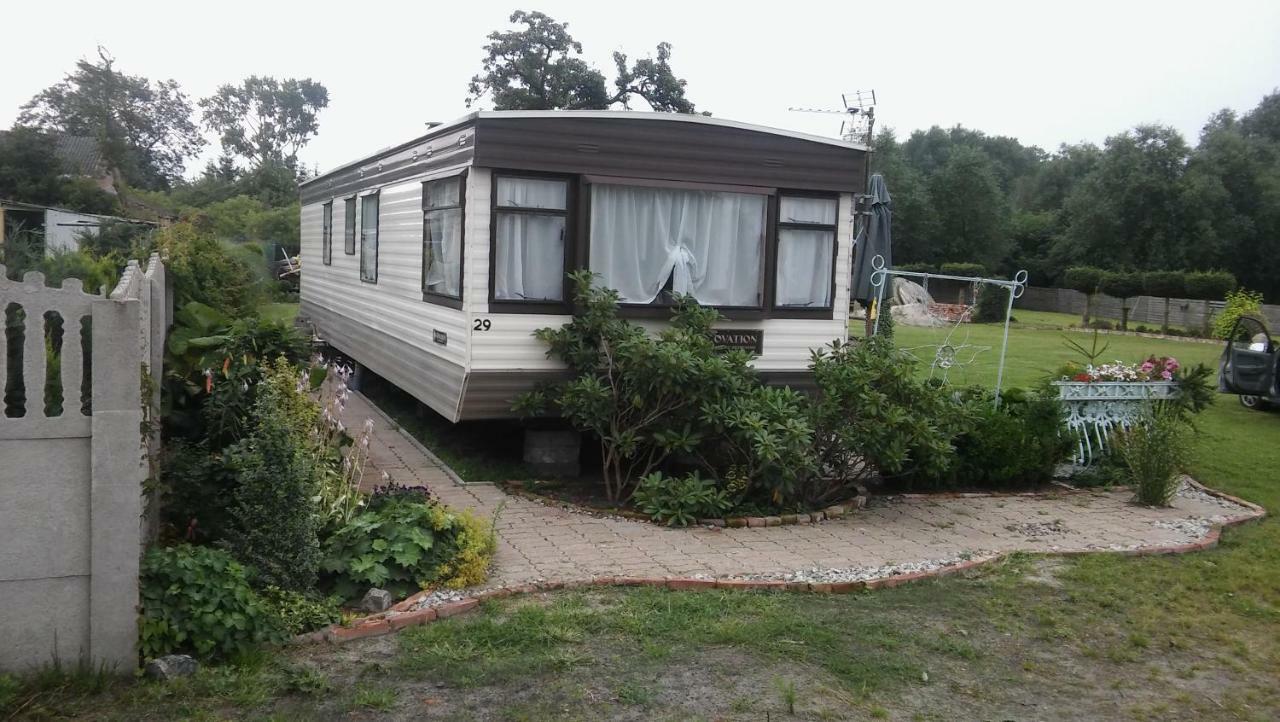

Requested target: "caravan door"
[{"left": 1218, "top": 316, "right": 1277, "bottom": 396}]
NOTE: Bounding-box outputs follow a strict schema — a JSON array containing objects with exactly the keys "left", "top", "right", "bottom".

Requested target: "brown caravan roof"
[{"left": 299, "top": 111, "right": 867, "bottom": 205}]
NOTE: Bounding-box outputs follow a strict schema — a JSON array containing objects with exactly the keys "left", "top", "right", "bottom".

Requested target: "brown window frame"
[
  {"left": 321, "top": 200, "right": 333, "bottom": 266},
  {"left": 488, "top": 171, "right": 576, "bottom": 315},
  {"left": 770, "top": 191, "right": 840, "bottom": 319},
  {"left": 422, "top": 171, "right": 467, "bottom": 310},
  {"left": 343, "top": 196, "right": 357, "bottom": 255},
  {"left": 359, "top": 191, "right": 380, "bottom": 284}
]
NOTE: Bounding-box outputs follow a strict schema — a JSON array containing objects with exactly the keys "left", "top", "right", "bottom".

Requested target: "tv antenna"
[{"left": 789, "top": 90, "right": 876, "bottom": 146}]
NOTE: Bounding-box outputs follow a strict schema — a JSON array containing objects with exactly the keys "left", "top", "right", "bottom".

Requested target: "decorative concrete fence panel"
[{"left": 0, "top": 254, "right": 167, "bottom": 673}]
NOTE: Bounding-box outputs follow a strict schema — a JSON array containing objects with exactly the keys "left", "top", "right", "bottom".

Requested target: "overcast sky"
[{"left": 3, "top": 0, "right": 1278, "bottom": 177}]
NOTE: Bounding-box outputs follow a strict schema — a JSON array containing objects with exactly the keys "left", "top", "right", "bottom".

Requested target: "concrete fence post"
[{"left": 88, "top": 297, "right": 143, "bottom": 671}]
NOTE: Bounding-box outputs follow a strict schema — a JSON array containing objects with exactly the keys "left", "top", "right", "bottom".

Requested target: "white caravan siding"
[{"left": 300, "top": 169, "right": 471, "bottom": 420}]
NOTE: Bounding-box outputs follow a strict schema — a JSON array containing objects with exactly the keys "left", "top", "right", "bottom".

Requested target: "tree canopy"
[
  {"left": 466, "top": 11, "right": 698, "bottom": 113},
  {"left": 200, "top": 76, "right": 330, "bottom": 172},
  {"left": 18, "top": 48, "right": 204, "bottom": 190},
  {"left": 871, "top": 89, "right": 1280, "bottom": 301}
]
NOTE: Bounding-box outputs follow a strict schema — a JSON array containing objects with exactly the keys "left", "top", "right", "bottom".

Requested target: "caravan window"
[
  {"left": 588, "top": 182, "right": 765, "bottom": 308},
  {"left": 343, "top": 196, "right": 356, "bottom": 254},
  {"left": 493, "top": 176, "right": 568, "bottom": 302},
  {"left": 360, "top": 192, "right": 379, "bottom": 283},
  {"left": 775, "top": 195, "right": 837, "bottom": 308},
  {"left": 422, "top": 176, "right": 464, "bottom": 302},
  {"left": 321, "top": 201, "right": 333, "bottom": 265}
]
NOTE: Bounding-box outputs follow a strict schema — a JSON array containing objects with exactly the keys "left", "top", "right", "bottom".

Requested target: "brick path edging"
[
  {"left": 293, "top": 491, "right": 1265, "bottom": 647},
  {"left": 498, "top": 482, "right": 867, "bottom": 529}
]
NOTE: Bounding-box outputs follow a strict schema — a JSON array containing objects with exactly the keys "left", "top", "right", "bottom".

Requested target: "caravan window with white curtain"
[
  {"left": 360, "top": 192, "right": 379, "bottom": 283},
  {"left": 422, "top": 176, "right": 464, "bottom": 301},
  {"left": 493, "top": 176, "right": 568, "bottom": 302},
  {"left": 588, "top": 183, "right": 766, "bottom": 307},
  {"left": 321, "top": 201, "right": 333, "bottom": 266},
  {"left": 775, "top": 195, "right": 837, "bottom": 308},
  {"left": 343, "top": 196, "right": 357, "bottom": 255}
]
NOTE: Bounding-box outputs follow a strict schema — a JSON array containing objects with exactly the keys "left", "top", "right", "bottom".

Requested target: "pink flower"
[
  {"left": 1139, "top": 361, "right": 1155, "bottom": 374},
  {"left": 1161, "top": 370, "right": 1173, "bottom": 380}
]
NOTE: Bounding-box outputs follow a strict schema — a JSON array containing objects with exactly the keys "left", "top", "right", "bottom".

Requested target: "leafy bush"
[
  {"left": 940, "top": 262, "right": 986, "bottom": 277},
  {"left": 944, "top": 389, "right": 1071, "bottom": 487},
  {"left": 223, "top": 359, "right": 323, "bottom": 591},
  {"left": 973, "top": 284, "right": 1009, "bottom": 323},
  {"left": 36, "top": 248, "right": 120, "bottom": 295},
  {"left": 808, "top": 336, "right": 966, "bottom": 501},
  {"left": 1115, "top": 408, "right": 1191, "bottom": 507},
  {"left": 896, "top": 262, "right": 937, "bottom": 274},
  {"left": 1212, "top": 288, "right": 1265, "bottom": 340},
  {"left": 160, "top": 440, "right": 240, "bottom": 542},
  {"left": 258, "top": 586, "right": 342, "bottom": 636},
  {"left": 155, "top": 220, "right": 263, "bottom": 315},
  {"left": 697, "top": 383, "right": 816, "bottom": 507},
  {"left": 321, "top": 497, "right": 495, "bottom": 600},
  {"left": 633, "top": 471, "right": 733, "bottom": 526},
  {"left": 139, "top": 544, "right": 283, "bottom": 659},
  {"left": 1183, "top": 270, "right": 1236, "bottom": 300},
  {"left": 515, "top": 272, "right": 751, "bottom": 501}
]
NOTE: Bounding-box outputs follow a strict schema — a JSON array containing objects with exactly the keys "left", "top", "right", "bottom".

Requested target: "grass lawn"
[{"left": 6, "top": 314, "right": 1277, "bottom": 721}]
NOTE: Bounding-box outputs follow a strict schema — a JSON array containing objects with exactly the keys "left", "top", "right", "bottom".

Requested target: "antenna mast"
[{"left": 788, "top": 89, "right": 876, "bottom": 147}]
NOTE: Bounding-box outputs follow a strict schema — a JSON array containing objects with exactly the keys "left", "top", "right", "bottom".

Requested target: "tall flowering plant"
[{"left": 307, "top": 357, "right": 381, "bottom": 527}]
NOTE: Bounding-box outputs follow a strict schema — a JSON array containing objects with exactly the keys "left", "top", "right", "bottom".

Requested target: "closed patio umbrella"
[{"left": 850, "top": 173, "right": 892, "bottom": 304}]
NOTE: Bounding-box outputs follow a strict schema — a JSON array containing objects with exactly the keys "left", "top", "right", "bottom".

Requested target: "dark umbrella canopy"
[{"left": 851, "top": 173, "right": 892, "bottom": 303}]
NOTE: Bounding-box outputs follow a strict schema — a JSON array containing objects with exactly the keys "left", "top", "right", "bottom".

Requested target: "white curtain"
[
  {"left": 776, "top": 229, "right": 834, "bottom": 307},
  {"left": 780, "top": 196, "right": 837, "bottom": 225},
  {"left": 494, "top": 177, "right": 569, "bottom": 301},
  {"left": 589, "top": 184, "right": 765, "bottom": 306},
  {"left": 423, "top": 207, "right": 462, "bottom": 296}
]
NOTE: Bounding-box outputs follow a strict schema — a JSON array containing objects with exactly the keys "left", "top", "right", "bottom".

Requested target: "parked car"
[{"left": 1218, "top": 316, "right": 1279, "bottom": 410}]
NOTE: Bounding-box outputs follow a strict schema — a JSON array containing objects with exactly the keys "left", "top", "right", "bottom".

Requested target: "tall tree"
[
  {"left": 466, "top": 11, "right": 697, "bottom": 113},
  {"left": 200, "top": 76, "right": 330, "bottom": 172},
  {"left": 0, "top": 128, "right": 118, "bottom": 214},
  {"left": 1057, "top": 125, "right": 1193, "bottom": 270},
  {"left": 18, "top": 47, "right": 203, "bottom": 190},
  {"left": 869, "top": 128, "right": 939, "bottom": 265},
  {"left": 927, "top": 145, "right": 1009, "bottom": 268}
]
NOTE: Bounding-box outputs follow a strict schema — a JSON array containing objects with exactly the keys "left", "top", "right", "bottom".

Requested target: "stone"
[
  {"left": 360, "top": 588, "right": 394, "bottom": 613},
  {"left": 145, "top": 654, "right": 198, "bottom": 681},
  {"left": 891, "top": 303, "right": 948, "bottom": 328},
  {"left": 892, "top": 278, "right": 934, "bottom": 306},
  {"left": 523, "top": 429, "right": 581, "bottom": 477}
]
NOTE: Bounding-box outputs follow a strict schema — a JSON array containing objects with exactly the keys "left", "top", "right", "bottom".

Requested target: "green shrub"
[
  {"left": 896, "top": 262, "right": 937, "bottom": 274},
  {"left": 258, "top": 586, "right": 342, "bottom": 636},
  {"left": 973, "top": 284, "right": 1009, "bottom": 323},
  {"left": 697, "top": 384, "right": 816, "bottom": 507},
  {"left": 156, "top": 220, "right": 263, "bottom": 315},
  {"left": 940, "top": 262, "right": 986, "bottom": 277},
  {"left": 633, "top": 471, "right": 733, "bottom": 526},
  {"left": 945, "top": 389, "right": 1071, "bottom": 487},
  {"left": 223, "top": 360, "right": 323, "bottom": 591},
  {"left": 321, "top": 497, "right": 495, "bottom": 600},
  {"left": 36, "top": 248, "right": 120, "bottom": 295},
  {"left": 808, "top": 336, "right": 966, "bottom": 501},
  {"left": 1183, "top": 270, "right": 1236, "bottom": 300},
  {"left": 1212, "top": 288, "right": 1265, "bottom": 340},
  {"left": 160, "top": 440, "right": 239, "bottom": 542},
  {"left": 1115, "top": 408, "right": 1191, "bottom": 507},
  {"left": 139, "top": 544, "right": 283, "bottom": 659},
  {"left": 515, "top": 272, "right": 754, "bottom": 501}
]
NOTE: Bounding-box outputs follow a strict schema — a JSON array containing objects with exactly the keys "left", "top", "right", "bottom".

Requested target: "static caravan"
[{"left": 298, "top": 111, "right": 868, "bottom": 422}]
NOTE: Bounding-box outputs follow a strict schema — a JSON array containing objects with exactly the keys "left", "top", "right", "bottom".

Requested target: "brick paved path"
[{"left": 348, "top": 391, "right": 1261, "bottom": 588}]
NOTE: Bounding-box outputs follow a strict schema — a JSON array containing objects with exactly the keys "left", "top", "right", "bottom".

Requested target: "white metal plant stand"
[
  {"left": 868, "top": 255, "right": 1028, "bottom": 406},
  {"left": 1052, "top": 381, "right": 1177, "bottom": 465}
]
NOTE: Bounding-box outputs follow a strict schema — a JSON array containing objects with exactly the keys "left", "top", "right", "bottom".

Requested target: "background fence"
[
  {"left": 0, "top": 254, "right": 168, "bottom": 673},
  {"left": 1015, "top": 286, "right": 1280, "bottom": 331}
]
